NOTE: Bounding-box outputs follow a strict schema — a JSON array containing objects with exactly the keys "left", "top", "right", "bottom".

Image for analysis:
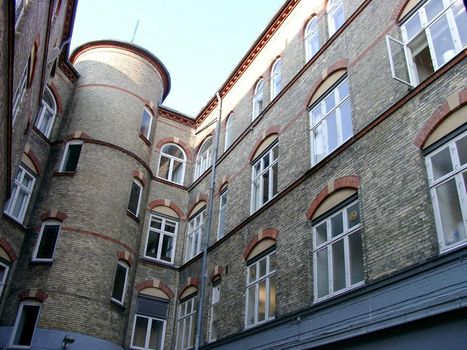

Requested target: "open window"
[
  {"left": 194, "top": 137, "right": 213, "bottom": 180},
  {"left": 32, "top": 221, "right": 61, "bottom": 262},
  {"left": 60, "top": 141, "right": 82, "bottom": 172},
  {"left": 34, "top": 87, "right": 57, "bottom": 138},
  {"left": 387, "top": 0, "right": 467, "bottom": 87},
  {"left": 111, "top": 260, "right": 129, "bottom": 305},
  {"left": 140, "top": 107, "right": 153, "bottom": 140},
  {"left": 10, "top": 301, "right": 41, "bottom": 348},
  {"left": 128, "top": 179, "right": 143, "bottom": 217}
]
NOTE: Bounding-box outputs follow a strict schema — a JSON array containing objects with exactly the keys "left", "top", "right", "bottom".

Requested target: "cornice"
[{"left": 158, "top": 106, "right": 195, "bottom": 128}]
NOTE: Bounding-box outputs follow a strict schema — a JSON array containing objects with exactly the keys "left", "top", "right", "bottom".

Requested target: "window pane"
[
  {"left": 36, "top": 224, "right": 60, "bottom": 259},
  {"left": 165, "top": 222, "right": 176, "bottom": 233},
  {"left": 259, "top": 258, "right": 267, "bottom": 278},
  {"left": 140, "top": 109, "right": 152, "bottom": 137},
  {"left": 132, "top": 316, "right": 148, "bottom": 348},
  {"left": 146, "top": 231, "right": 160, "bottom": 258},
  {"left": 160, "top": 235, "right": 173, "bottom": 262},
  {"left": 172, "top": 160, "right": 184, "bottom": 184},
  {"left": 332, "top": 4, "right": 344, "bottom": 32},
  {"left": 128, "top": 182, "right": 141, "bottom": 215},
  {"left": 331, "top": 212, "right": 343, "bottom": 237},
  {"left": 455, "top": 135, "right": 467, "bottom": 165},
  {"left": 149, "top": 319, "right": 164, "bottom": 349},
  {"left": 11, "top": 189, "right": 27, "bottom": 218},
  {"left": 316, "top": 222, "right": 328, "bottom": 245},
  {"left": 311, "top": 107, "right": 322, "bottom": 125},
  {"left": 332, "top": 239, "right": 345, "bottom": 292},
  {"left": 163, "top": 144, "right": 184, "bottom": 158},
  {"left": 112, "top": 264, "right": 127, "bottom": 302},
  {"left": 404, "top": 13, "right": 422, "bottom": 40},
  {"left": 262, "top": 171, "right": 270, "bottom": 204},
  {"left": 349, "top": 230, "right": 364, "bottom": 285},
  {"left": 327, "top": 111, "right": 338, "bottom": 152},
  {"left": 431, "top": 146, "right": 453, "bottom": 180},
  {"left": 258, "top": 280, "right": 266, "bottom": 322},
  {"left": 22, "top": 172, "right": 34, "bottom": 188},
  {"left": 13, "top": 305, "right": 40, "bottom": 346},
  {"left": 313, "top": 123, "right": 326, "bottom": 163},
  {"left": 324, "top": 92, "right": 336, "bottom": 113},
  {"left": 247, "top": 286, "right": 255, "bottom": 326},
  {"left": 253, "top": 180, "right": 261, "bottom": 211},
  {"left": 269, "top": 276, "right": 276, "bottom": 318},
  {"left": 436, "top": 178, "right": 466, "bottom": 246},
  {"left": 424, "top": 0, "right": 444, "bottom": 22},
  {"left": 63, "top": 144, "right": 82, "bottom": 172},
  {"left": 347, "top": 202, "right": 361, "bottom": 228},
  {"left": 269, "top": 252, "right": 277, "bottom": 271},
  {"left": 316, "top": 248, "right": 329, "bottom": 298},
  {"left": 429, "top": 15, "right": 456, "bottom": 67},
  {"left": 340, "top": 99, "right": 353, "bottom": 141},
  {"left": 248, "top": 265, "right": 257, "bottom": 283},
  {"left": 453, "top": 1, "right": 467, "bottom": 47},
  {"left": 151, "top": 218, "right": 162, "bottom": 230},
  {"left": 158, "top": 156, "right": 171, "bottom": 180},
  {"left": 272, "top": 163, "right": 278, "bottom": 197}
]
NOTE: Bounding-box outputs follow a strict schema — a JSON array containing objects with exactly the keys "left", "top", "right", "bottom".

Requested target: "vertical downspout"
[{"left": 194, "top": 92, "right": 222, "bottom": 350}]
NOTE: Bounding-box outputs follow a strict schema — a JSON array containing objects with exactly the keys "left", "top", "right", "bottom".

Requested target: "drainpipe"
[{"left": 194, "top": 92, "right": 222, "bottom": 350}]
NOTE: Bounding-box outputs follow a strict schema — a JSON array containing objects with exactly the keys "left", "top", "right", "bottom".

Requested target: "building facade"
[{"left": 0, "top": 0, "right": 466, "bottom": 349}]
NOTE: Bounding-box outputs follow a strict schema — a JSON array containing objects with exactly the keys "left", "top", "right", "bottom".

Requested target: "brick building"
[{"left": 0, "top": 0, "right": 466, "bottom": 349}]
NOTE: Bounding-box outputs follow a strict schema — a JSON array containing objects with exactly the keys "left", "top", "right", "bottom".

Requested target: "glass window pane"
[
  {"left": 258, "top": 280, "right": 266, "bottom": 322},
  {"left": 13, "top": 305, "right": 40, "bottom": 346},
  {"left": 425, "top": 0, "right": 445, "bottom": 22},
  {"left": 349, "top": 230, "right": 364, "bottom": 285},
  {"left": 316, "top": 222, "right": 328, "bottom": 245},
  {"left": 331, "top": 212, "right": 344, "bottom": 237},
  {"left": 455, "top": 135, "right": 467, "bottom": 166},
  {"left": 262, "top": 171, "right": 270, "bottom": 204},
  {"left": 172, "top": 160, "right": 184, "bottom": 184},
  {"left": 272, "top": 163, "right": 278, "bottom": 197},
  {"left": 11, "top": 189, "right": 27, "bottom": 218},
  {"left": 146, "top": 231, "right": 160, "bottom": 258},
  {"left": 429, "top": 15, "right": 456, "bottom": 67},
  {"left": 269, "top": 276, "right": 276, "bottom": 318},
  {"left": 248, "top": 265, "right": 256, "bottom": 283},
  {"left": 430, "top": 146, "right": 453, "bottom": 180},
  {"left": 112, "top": 264, "right": 126, "bottom": 301},
  {"left": 259, "top": 258, "right": 267, "bottom": 278},
  {"left": 160, "top": 235, "right": 173, "bottom": 262},
  {"left": 247, "top": 286, "right": 255, "bottom": 326},
  {"left": 332, "top": 239, "right": 345, "bottom": 292},
  {"left": 158, "top": 156, "right": 171, "bottom": 180},
  {"left": 128, "top": 182, "right": 141, "bottom": 215},
  {"left": 340, "top": 99, "right": 353, "bottom": 141},
  {"left": 149, "top": 319, "right": 164, "bottom": 349},
  {"left": 453, "top": 1, "right": 467, "bottom": 48},
  {"left": 347, "top": 202, "right": 361, "bottom": 228},
  {"left": 338, "top": 80, "right": 349, "bottom": 101},
  {"left": 332, "top": 4, "right": 345, "bottom": 32},
  {"left": 36, "top": 224, "right": 60, "bottom": 259},
  {"left": 132, "top": 316, "right": 148, "bottom": 347},
  {"left": 327, "top": 111, "right": 338, "bottom": 152},
  {"left": 165, "top": 222, "right": 176, "bottom": 233},
  {"left": 151, "top": 218, "right": 162, "bottom": 230},
  {"left": 269, "top": 252, "right": 277, "bottom": 271},
  {"left": 316, "top": 248, "right": 329, "bottom": 298},
  {"left": 313, "top": 123, "right": 326, "bottom": 163},
  {"left": 163, "top": 144, "right": 184, "bottom": 159},
  {"left": 272, "top": 145, "right": 279, "bottom": 161},
  {"left": 311, "top": 106, "right": 322, "bottom": 125},
  {"left": 140, "top": 109, "right": 152, "bottom": 137},
  {"left": 404, "top": 13, "right": 422, "bottom": 40}
]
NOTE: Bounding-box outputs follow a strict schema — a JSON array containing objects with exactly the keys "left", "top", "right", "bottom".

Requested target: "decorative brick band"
[
  {"left": 306, "top": 176, "right": 360, "bottom": 220},
  {"left": 64, "top": 131, "right": 90, "bottom": 141},
  {"left": 414, "top": 89, "right": 467, "bottom": 149},
  {"left": 116, "top": 250, "right": 134, "bottom": 267},
  {"left": 248, "top": 125, "right": 281, "bottom": 161},
  {"left": 17, "top": 289, "right": 48, "bottom": 302},
  {"left": 23, "top": 145, "right": 41, "bottom": 175},
  {"left": 135, "top": 279, "right": 175, "bottom": 299},
  {"left": 147, "top": 199, "right": 186, "bottom": 220},
  {"left": 48, "top": 82, "right": 64, "bottom": 115},
  {"left": 0, "top": 237, "right": 17, "bottom": 262},
  {"left": 39, "top": 209, "right": 68, "bottom": 222},
  {"left": 154, "top": 137, "right": 193, "bottom": 161},
  {"left": 132, "top": 170, "right": 147, "bottom": 187},
  {"left": 210, "top": 265, "right": 225, "bottom": 282},
  {"left": 178, "top": 277, "right": 200, "bottom": 299},
  {"left": 243, "top": 228, "right": 279, "bottom": 260}
]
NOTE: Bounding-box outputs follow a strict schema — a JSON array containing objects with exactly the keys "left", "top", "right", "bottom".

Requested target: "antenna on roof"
[{"left": 131, "top": 19, "right": 140, "bottom": 43}]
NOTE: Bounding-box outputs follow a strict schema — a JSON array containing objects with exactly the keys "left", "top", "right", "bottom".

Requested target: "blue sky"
[{"left": 71, "top": 0, "right": 286, "bottom": 116}]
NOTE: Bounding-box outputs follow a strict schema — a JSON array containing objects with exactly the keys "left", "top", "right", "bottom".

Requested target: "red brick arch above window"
[
  {"left": 64, "top": 131, "right": 90, "bottom": 142},
  {"left": 48, "top": 82, "right": 63, "bottom": 115},
  {"left": 306, "top": 176, "right": 360, "bottom": 220},
  {"left": 17, "top": 289, "right": 48, "bottom": 302},
  {"left": 135, "top": 279, "right": 175, "bottom": 299},
  {"left": 243, "top": 228, "right": 279, "bottom": 260},
  {"left": 0, "top": 237, "right": 17, "bottom": 262},
  {"left": 39, "top": 209, "right": 68, "bottom": 222},
  {"left": 187, "top": 193, "right": 209, "bottom": 217},
  {"left": 210, "top": 265, "right": 225, "bottom": 282},
  {"left": 132, "top": 170, "right": 147, "bottom": 187},
  {"left": 194, "top": 132, "right": 215, "bottom": 156},
  {"left": 178, "top": 277, "right": 200, "bottom": 299},
  {"left": 23, "top": 146, "right": 41, "bottom": 176},
  {"left": 248, "top": 125, "right": 281, "bottom": 161},
  {"left": 147, "top": 199, "right": 186, "bottom": 220},
  {"left": 217, "top": 175, "right": 232, "bottom": 195},
  {"left": 116, "top": 250, "right": 134, "bottom": 267},
  {"left": 155, "top": 137, "right": 193, "bottom": 161},
  {"left": 414, "top": 89, "right": 467, "bottom": 149}
]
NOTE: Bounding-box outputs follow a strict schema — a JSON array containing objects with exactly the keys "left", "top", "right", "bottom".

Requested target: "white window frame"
[
  {"left": 313, "top": 199, "right": 364, "bottom": 301},
  {"left": 252, "top": 79, "right": 264, "bottom": 120},
  {"left": 245, "top": 251, "right": 277, "bottom": 328},
  {"left": 217, "top": 189, "right": 228, "bottom": 240},
  {"left": 59, "top": 140, "right": 83, "bottom": 172},
  {"left": 9, "top": 300, "right": 41, "bottom": 349},
  {"left": 251, "top": 143, "right": 279, "bottom": 213},
  {"left": 144, "top": 214, "right": 178, "bottom": 264},
  {"left": 157, "top": 143, "right": 186, "bottom": 185},
  {"left": 176, "top": 295, "right": 197, "bottom": 350},
  {"left": 34, "top": 87, "right": 57, "bottom": 138},
  {"left": 0, "top": 261, "right": 10, "bottom": 299},
  {"left": 425, "top": 130, "right": 467, "bottom": 252},
  {"left": 305, "top": 16, "right": 320, "bottom": 61},
  {"left": 32, "top": 221, "right": 61, "bottom": 262},
  {"left": 194, "top": 138, "right": 213, "bottom": 180},
  {"left": 224, "top": 113, "right": 234, "bottom": 150},
  {"left": 130, "top": 314, "right": 167, "bottom": 350},
  {"left": 209, "top": 284, "right": 221, "bottom": 342},
  {"left": 128, "top": 179, "right": 143, "bottom": 217},
  {"left": 12, "top": 65, "right": 28, "bottom": 123},
  {"left": 111, "top": 261, "right": 129, "bottom": 305},
  {"left": 140, "top": 107, "right": 153, "bottom": 140},
  {"left": 270, "top": 58, "right": 282, "bottom": 100},
  {"left": 4, "top": 165, "right": 35, "bottom": 224},
  {"left": 185, "top": 209, "right": 205, "bottom": 261},
  {"left": 309, "top": 77, "right": 352, "bottom": 165},
  {"left": 327, "top": 0, "right": 345, "bottom": 36}
]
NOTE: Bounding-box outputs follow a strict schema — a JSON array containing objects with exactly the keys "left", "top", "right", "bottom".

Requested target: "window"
[
  {"left": 12, "top": 65, "right": 28, "bottom": 123},
  {"left": 0, "top": 261, "right": 9, "bottom": 299},
  {"left": 217, "top": 189, "right": 228, "bottom": 240},
  {"left": 34, "top": 87, "right": 57, "bottom": 138},
  {"left": 185, "top": 209, "right": 205, "bottom": 261},
  {"left": 387, "top": 0, "right": 466, "bottom": 87},
  {"left": 59, "top": 141, "right": 82, "bottom": 172},
  {"left": 224, "top": 113, "right": 234, "bottom": 150},
  {"left": 145, "top": 214, "right": 178, "bottom": 264},
  {"left": 270, "top": 58, "right": 282, "bottom": 99},
  {"left": 425, "top": 130, "right": 467, "bottom": 251},
  {"left": 252, "top": 79, "right": 264, "bottom": 120},
  {"left": 158, "top": 144, "right": 186, "bottom": 185},
  {"left": 10, "top": 301, "right": 41, "bottom": 348},
  {"left": 128, "top": 179, "right": 143, "bottom": 217},
  {"left": 309, "top": 77, "right": 352, "bottom": 165},
  {"left": 140, "top": 107, "right": 153, "bottom": 140},
  {"left": 313, "top": 199, "right": 364, "bottom": 300},
  {"left": 251, "top": 143, "right": 278, "bottom": 212},
  {"left": 15, "top": 0, "right": 25, "bottom": 26},
  {"left": 327, "top": 0, "right": 345, "bottom": 36},
  {"left": 305, "top": 16, "right": 320, "bottom": 61},
  {"left": 176, "top": 295, "right": 197, "bottom": 350},
  {"left": 209, "top": 284, "right": 220, "bottom": 342},
  {"left": 111, "top": 261, "right": 129, "bottom": 305},
  {"left": 32, "top": 221, "right": 61, "bottom": 262},
  {"left": 194, "top": 138, "right": 213, "bottom": 180},
  {"left": 4, "top": 165, "right": 35, "bottom": 224},
  {"left": 245, "top": 251, "right": 277, "bottom": 328},
  {"left": 131, "top": 296, "right": 168, "bottom": 350}
]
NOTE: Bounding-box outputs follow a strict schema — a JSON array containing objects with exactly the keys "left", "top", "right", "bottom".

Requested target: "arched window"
[
  {"left": 194, "top": 137, "right": 213, "bottom": 180},
  {"left": 35, "top": 87, "right": 57, "bottom": 138},
  {"left": 270, "top": 58, "right": 282, "bottom": 99},
  {"left": 327, "top": 0, "right": 344, "bottom": 37},
  {"left": 224, "top": 113, "right": 234, "bottom": 150},
  {"left": 158, "top": 144, "right": 186, "bottom": 185},
  {"left": 252, "top": 78, "right": 264, "bottom": 120},
  {"left": 305, "top": 16, "right": 319, "bottom": 61}
]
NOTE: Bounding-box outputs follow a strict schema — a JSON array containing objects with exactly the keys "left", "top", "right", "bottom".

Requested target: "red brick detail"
[
  {"left": 64, "top": 131, "right": 91, "bottom": 141},
  {"left": 306, "top": 176, "right": 360, "bottom": 220},
  {"left": 147, "top": 199, "right": 186, "bottom": 220},
  {"left": 217, "top": 176, "right": 231, "bottom": 195},
  {"left": 194, "top": 133, "right": 215, "bottom": 156},
  {"left": 393, "top": 0, "right": 413, "bottom": 22},
  {"left": 187, "top": 193, "right": 209, "bottom": 218},
  {"left": 154, "top": 137, "right": 193, "bottom": 161},
  {"left": 116, "top": 250, "right": 134, "bottom": 267},
  {"left": 243, "top": 228, "right": 279, "bottom": 260},
  {"left": 24, "top": 149, "right": 41, "bottom": 175},
  {"left": 39, "top": 210, "right": 68, "bottom": 222},
  {"left": 145, "top": 103, "right": 155, "bottom": 116},
  {"left": 178, "top": 277, "right": 200, "bottom": 299},
  {"left": 48, "top": 82, "right": 64, "bottom": 115},
  {"left": 248, "top": 125, "right": 281, "bottom": 161},
  {"left": 0, "top": 237, "right": 17, "bottom": 262},
  {"left": 132, "top": 170, "right": 146, "bottom": 187},
  {"left": 210, "top": 265, "right": 225, "bottom": 282},
  {"left": 135, "top": 279, "right": 175, "bottom": 299},
  {"left": 17, "top": 289, "right": 48, "bottom": 302},
  {"left": 307, "top": 60, "right": 349, "bottom": 107},
  {"left": 414, "top": 90, "right": 466, "bottom": 149}
]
